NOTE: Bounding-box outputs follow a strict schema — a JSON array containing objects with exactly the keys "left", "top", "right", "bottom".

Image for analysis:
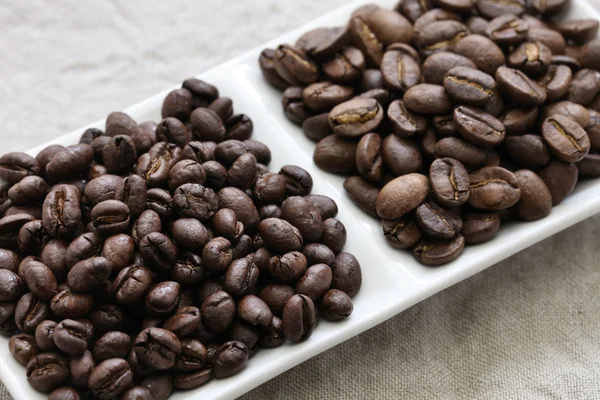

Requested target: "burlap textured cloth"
[{"left": 1, "top": 1, "right": 599, "bottom": 399}]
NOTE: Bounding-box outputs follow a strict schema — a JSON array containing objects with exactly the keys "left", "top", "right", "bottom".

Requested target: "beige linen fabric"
[{"left": 1, "top": 1, "right": 600, "bottom": 399}]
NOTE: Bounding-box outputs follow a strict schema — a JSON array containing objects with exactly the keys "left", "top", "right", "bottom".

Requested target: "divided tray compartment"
[{"left": 2, "top": 0, "right": 600, "bottom": 398}]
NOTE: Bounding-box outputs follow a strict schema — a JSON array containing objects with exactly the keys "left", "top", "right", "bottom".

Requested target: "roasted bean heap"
[
  {"left": 0, "top": 78, "right": 361, "bottom": 399},
  {"left": 259, "top": 1, "right": 600, "bottom": 265}
]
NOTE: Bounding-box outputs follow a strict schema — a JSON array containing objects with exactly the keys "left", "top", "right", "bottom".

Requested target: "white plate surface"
[{"left": 2, "top": 0, "right": 600, "bottom": 399}]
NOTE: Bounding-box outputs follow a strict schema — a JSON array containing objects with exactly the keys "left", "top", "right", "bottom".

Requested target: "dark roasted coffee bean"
[
  {"left": 296, "top": 27, "right": 350, "bottom": 60},
  {"left": 102, "top": 135, "right": 137, "bottom": 175},
  {"left": 558, "top": 19, "right": 599, "bottom": 45},
  {"left": 382, "top": 135, "right": 422, "bottom": 176},
  {"left": 145, "top": 188, "right": 174, "bottom": 219},
  {"left": 422, "top": 52, "right": 475, "bottom": 85},
  {"left": 213, "top": 208, "right": 243, "bottom": 240},
  {"left": 282, "top": 294, "right": 316, "bottom": 343},
  {"left": 414, "top": 20, "right": 468, "bottom": 56},
  {"left": 328, "top": 98, "right": 383, "bottom": 138},
  {"left": 381, "top": 49, "right": 421, "bottom": 93},
  {"left": 22, "top": 260, "right": 58, "bottom": 301},
  {"left": 282, "top": 86, "right": 312, "bottom": 125},
  {"left": 67, "top": 257, "right": 111, "bottom": 293},
  {"left": 355, "top": 133, "right": 384, "bottom": 183},
  {"left": 9, "top": 333, "right": 39, "bottom": 366},
  {"left": 212, "top": 340, "right": 248, "bottom": 378},
  {"left": 357, "top": 69, "right": 384, "bottom": 92},
  {"left": 430, "top": 158, "right": 470, "bottom": 207},
  {"left": 538, "top": 65, "right": 572, "bottom": 102},
  {"left": 444, "top": 67, "right": 496, "bottom": 108},
  {"left": 461, "top": 213, "right": 501, "bottom": 244},
  {"left": 348, "top": 16, "right": 384, "bottom": 67},
  {"left": 42, "top": 185, "right": 81, "bottom": 238},
  {"left": 508, "top": 41, "right": 552, "bottom": 77},
  {"left": 88, "top": 358, "right": 133, "bottom": 399},
  {"left": 302, "top": 113, "right": 333, "bottom": 143},
  {"left": 542, "top": 114, "right": 590, "bottom": 163},
  {"left": 237, "top": 294, "right": 273, "bottom": 327},
  {"left": 224, "top": 257, "right": 258, "bottom": 296},
  {"left": 120, "top": 386, "right": 153, "bottom": 400},
  {"left": 173, "top": 337, "right": 207, "bottom": 372},
  {"left": 413, "top": 9, "right": 460, "bottom": 34},
  {"left": 321, "top": 289, "right": 353, "bottom": 321},
  {"left": 15, "top": 293, "right": 48, "bottom": 334},
  {"left": 0, "top": 152, "right": 40, "bottom": 185},
  {"left": 8, "top": 176, "right": 47, "bottom": 206},
  {"left": 503, "top": 135, "right": 551, "bottom": 169},
  {"left": 485, "top": 15, "right": 528, "bottom": 47},
  {"left": 253, "top": 172, "right": 287, "bottom": 205},
  {"left": 514, "top": 169, "right": 552, "bottom": 221},
  {"left": 568, "top": 69, "right": 600, "bottom": 106},
  {"left": 91, "top": 200, "right": 130, "bottom": 235},
  {"left": 173, "top": 183, "right": 219, "bottom": 220},
  {"left": 538, "top": 160, "right": 578, "bottom": 205},
  {"left": 295, "top": 263, "right": 332, "bottom": 302},
  {"left": 69, "top": 350, "right": 95, "bottom": 391},
  {"left": 228, "top": 153, "right": 258, "bottom": 190},
  {"left": 305, "top": 195, "right": 337, "bottom": 221},
  {"left": 416, "top": 201, "right": 462, "bottom": 240},
  {"left": 0, "top": 248, "right": 20, "bottom": 272},
  {"left": 279, "top": 165, "right": 313, "bottom": 197},
  {"left": 541, "top": 101, "right": 590, "bottom": 127},
  {"left": 527, "top": 27, "right": 566, "bottom": 55},
  {"left": 273, "top": 44, "right": 319, "bottom": 85},
  {"left": 322, "top": 47, "right": 365, "bottom": 84},
  {"left": 381, "top": 216, "right": 422, "bottom": 249},
  {"left": 454, "top": 34, "right": 505, "bottom": 76},
  {"left": 226, "top": 114, "right": 254, "bottom": 141},
  {"left": 53, "top": 319, "right": 89, "bottom": 356},
  {"left": 189, "top": 107, "right": 226, "bottom": 142},
  {"left": 496, "top": 66, "right": 547, "bottom": 107},
  {"left": 259, "top": 218, "right": 303, "bottom": 253},
  {"left": 324, "top": 251, "right": 360, "bottom": 297},
  {"left": 268, "top": 251, "right": 307, "bottom": 284},
  {"left": 303, "top": 82, "right": 354, "bottom": 113},
  {"left": 161, "top": 89, "right": 194, "bottom": 121},
  {"left": 156, "top": 117, "right": 192, "bottom": 148},
  {"left": 413, "top": 234, "right": 465, "bottom": 265},
  {"left": 218, "top": 187, "right": 260, "bottom": 231},
  {"left": 112, "top": 264, "right": 153, "bottom": 305},
  {"left": 36, "top": 145, "right": 66, "bottom": 178},
  {"left": 259, "top": 49, "right": 291, "bottom": 90},
  {"left": 281, "top": 196, "right": 323, "bottom": 242},
  {"left": 133, "top": 327, "right": 181, "bottom": 372},
  {"left": 84, "top": 175, "right": 122, "bottom": 207},
  {"left": 202, "top": 237, "right": 232, "bottom": 273},
  {"left": 64, "top": 232, "right": 102, "bottom": 269},
  {"left": 139, "top": 232, "right": 177, "bottom": 272},
  {"left": 46, "top": 144, "right": 94, "bottom": 180},
  {"left": 313, "top": 134, "right": 358, "bottom": 174},
  {"left": 577, "top": 153, "right": 600, "bottom": 177},
  {"left": 201, "top": 290, "right": 235, "bottom": 334},
  {"left": 343, "top": 176, "right": 380, "bottom": 218},
  {"left": 552, "top": 54, "right": 581, "bottom": 71},
  {"left": 26, "top": 353, "right": 69, "bottom": 393},
  {"left": 376, "top": 173, "right": 429, "bottom": 220},
  {"left": 18, "top": 219, "right": 50, "bottom": 256},
  {"left": 101, "top": 233, "right": 134, "bottom": 274},
  {"left": 93, "top": 331, "right": 131, "bottom": 362},
  {"left": 259, "top": 284, "right": 294, "bottom": 316},
  {"left": 404, "top": 84, "right": 453, "bottom": 115},
  {"left": 454, "top": 106, "right": 505, "bottom": 148},
  {"left": 387, "top": 100, "right": 427, "bottom": 138},
  {"left": 468, "top": 167, "right": 521, "bottom": 211},
  {"left": 208, "top": 97, "right": 234, "bottom": 122},
  {"left": 182, "top": 78, "right": 219, "bottom": 108}
]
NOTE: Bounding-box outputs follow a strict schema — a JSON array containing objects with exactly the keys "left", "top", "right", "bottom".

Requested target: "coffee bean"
[
  {"left": 281, "top": 196, "right": 323, "bottom": 242},
  {"left": 259, "top": 49, "right": 291, "bottom": 90},
  {"left": 313, "top": 134, "right": 358, "bottom": 174},
  {"left": 53, "top": 319, "right": 89, "bottom": 356},
  {"left": 538, "top": 160, "right": 578, "bottom": 205},
  {"left": 349, "top": 16, "right": 384, "bottom": 66},
  {"left": 102, "top": 136, "right": 137, "bottom": 175},
  {"left": 542, "top": 114, "right": 590, "bottom": 162},
  {"left": 259, "top": 284, "right": 295, "bottom": 316},
  {"left": 26, "top": 353, "right": 69, "bottom": 393},
  {"left": 454, "top": 34, "right": 506, "bottom": 76},
  {"left": 444, "top": 67, "right": 496, "bottom": 109},
  {"left": 357, "top": 69, "right": 384, "bottom": 92},
  {"left": 9, "top": 333, "right": 39, "bottom": 366},
  {"left": 468, "top": 166, "right": 521, "bottom": 211},
  {"left": 133, "top": 327, "right": 181, "bottom": 371},
  {"left": 330, "top": 252, "right": 361, "bottom": 298},
  {"left": 173, "top": 183, "right": 219, "bottom": 220},
  {"left": 226, "top": 114, "right": 254, "bottom": 141},
  {"left": 268, "top": 251, "right": 307, "bottom": 283},
  {"left": 189, "top": 108, "right": 226, "bottom": 142},
  {"left": 218, "top": 187, "right": 260, "bottom": 231},
  {"left": 529, "top": 0, "right": 569, "bottom": 17},
  {"left": 282, "top": 86, "right": 312, "bottom": 125},
  {"left": 273, "top": 44, "right": 319, "bottom": 86},
  {"left": 538, "top": 65, "right": 573, "bottom": 102},
  {"left": 476, "top": 0, "right": 524, "bottom": 18},
  {"left": 381, "top": 49, "right": 421, "bottom": 93},
  {"left": 485, "top": 15, "right": 528, "bottom": 47},
  {"left": 224, "top": 257, "right": 259, "bottom": 297},
  {"left": 508, "top": 41, "right": 552, "bottom": 77},
  {"left": 237, "top": 295, "right": 273, "bottom": 327},
  {"left": 454, "top": 106, "right": 505, "bottom": 148},
  {"left": 514, "top": 170, "right": 552, "bottom": 221},
  {"left": 302, "top": 113, "right": 334, "bottom": 142},
  {"left": 558, "top": 19, "right": 599, "bottom": 45},
  {"left": 282, "top": 294, "right": 317, "bottom": 343},
  {"left": 0, "top": 152, "right": 40, "bottom": 185},
  {"left": 201, "top": 290, "right": 235, "bottom": 334},
  {"left": 422, "top": 52, "right": 475, "bottom": 85},
  {"left": 42, "top": 185, "right": 81, "bottom": 238},
  {"left": 404, "top": 84, "right": 453, "bottom": 114},
  {"left": 343, "top": 176, "right": 380, "bottom": 218},
  {"left": 496, "top": 66, "right": 547, "bottom": 107},
  {"left": 302, "top": 82, "right": 354, "bottom": 113},
  {"left": 387, "top": 100, "right": 428, "bottom": 138},
  {"left": 413, "top": 9, "right": 460, "bottom": 34},
  {"left": 413, "top": 234, "right": 465, "bottom": 266},
  {"left": 461, "top": 213, "right": 501, "bottom": 244},
  {"left": 503, "top": 134, "right": 551, "bottom": 169},
  {"left": 527, "top": 27, "right": 566, "bottom": 55},
  {"left": 328, "top": 98, "right": 383, "bottom": 138},
  {"left": 381, "top": 216, "right": 422, "bottom": 249},
  {"left": 414, "top": 20, "right": 468, "bottom": 56},
  {"left": 567, "top": 69, "right": 600, "bottom": 106},
  {"left": 429, "top": 158, "right": 470, "bottom": 207},
  {"left": 322, "top": 47, "right": 365, "bottom": 84},
  {"left": 321, "top": 289, "right": 354, "bottom": 321},
  {"left": 212, "top": 341, "right": 249, "bottom": 378},
  {"left": 376, "top": 173, "right": 429, "bottom": 220},
  {"left": 543, "top": 102, "right": 590, "bottom": 128},
  {"left": 50, "top": 289, "right": 94, "bottom": 319},
  {"left": 91, "top": 200, "right": 130, "bottom": 235},
  {"left": 88, "top": 358, "right": 133, "bottom": 399},
  {"left": 295, "top": 263, "right": 332, "bottom": 302},
  {"left": 228, "top": 153, "right": 258, "bottom": 190},
  {"left": 22, "top": 260, "right": 58, "bottom": 301}
]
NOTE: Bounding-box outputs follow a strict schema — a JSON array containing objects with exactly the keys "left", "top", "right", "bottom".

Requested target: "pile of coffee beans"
[
  {"left": 259, "top": 1, "right": 600, "bottom": 266},
  {"left": 0, "top": 78, "right": 361, "bottom": 399}
]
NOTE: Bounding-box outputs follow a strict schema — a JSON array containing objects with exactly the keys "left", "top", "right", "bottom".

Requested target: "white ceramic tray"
[{"left": 2, "top": 0, "right": 600, "bottom": 398}]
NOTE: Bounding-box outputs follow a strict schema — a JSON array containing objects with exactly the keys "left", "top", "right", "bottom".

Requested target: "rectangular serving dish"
[{"left": 2, "top": 0, "right": 600, "bottom": 399}]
